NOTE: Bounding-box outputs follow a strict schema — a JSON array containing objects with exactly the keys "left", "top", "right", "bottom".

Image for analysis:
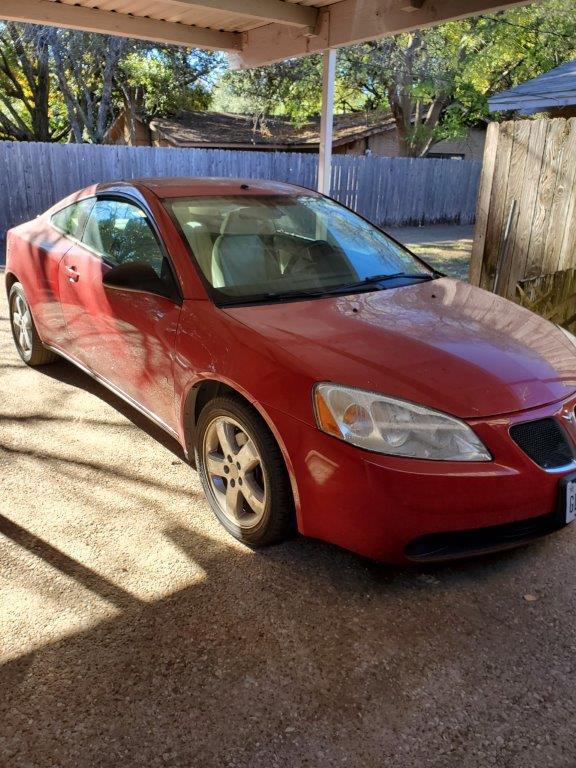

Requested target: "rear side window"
[{"left": 51, "top": 198, "right": 95, "bottom": 239}]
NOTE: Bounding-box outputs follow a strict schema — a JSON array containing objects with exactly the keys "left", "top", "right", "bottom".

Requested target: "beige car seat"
[
  {"left": 183, "top": 220, "right": 214, "bottom": 279},
  {"left": 211, "top": 208, "right": 280, "bottom": 289}
]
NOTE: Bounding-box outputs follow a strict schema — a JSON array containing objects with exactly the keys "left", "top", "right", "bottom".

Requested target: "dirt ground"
[
  {"left": 2, "top": 277, "right": 576, "bottom": 768},
  {"left": 389, "top": 224, "right": 474, "bottom": 280}
]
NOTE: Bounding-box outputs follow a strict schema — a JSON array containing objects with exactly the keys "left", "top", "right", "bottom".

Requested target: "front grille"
[{"left": 509, "top": 418, "right": 574, "bottom": 469}]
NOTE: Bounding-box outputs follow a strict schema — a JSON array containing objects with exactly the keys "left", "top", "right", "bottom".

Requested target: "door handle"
[{"left": 66, "top": 265, "right": 79, "bottom": 283}]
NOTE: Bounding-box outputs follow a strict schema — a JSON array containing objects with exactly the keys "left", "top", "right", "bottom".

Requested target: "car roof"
[{"left": 97, "top": 177, "right": 318, "bottom": 200}]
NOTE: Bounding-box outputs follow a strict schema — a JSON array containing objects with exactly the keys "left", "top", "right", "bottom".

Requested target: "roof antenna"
[{"left": 241, "top": 183, "right": 250, "bottom": 190}]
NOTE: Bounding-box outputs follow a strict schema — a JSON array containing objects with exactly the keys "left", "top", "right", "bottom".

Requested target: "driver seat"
[{"left": 211, "top": 208, "right": 280, "bottom": 288}]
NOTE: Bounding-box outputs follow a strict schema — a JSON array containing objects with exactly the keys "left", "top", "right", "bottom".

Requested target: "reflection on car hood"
[{"left": 224, "top": 278, "right": 576, "bottom": 419}]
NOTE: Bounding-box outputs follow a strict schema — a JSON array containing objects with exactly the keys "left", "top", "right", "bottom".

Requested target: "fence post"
[{"left": 469, "top": 122, "right": 499, "bottom": 286}]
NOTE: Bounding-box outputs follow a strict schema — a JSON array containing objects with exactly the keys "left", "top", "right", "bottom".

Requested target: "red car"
[{"left": 6, "top": 178, "right": 576, "bottom": 563}]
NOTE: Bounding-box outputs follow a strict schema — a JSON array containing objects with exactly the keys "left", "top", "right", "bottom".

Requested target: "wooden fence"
[
  {"left": 470, "top": 117, "right": 576, "bottom": 327},
  {"left": 517, "top": 269, "right": 576, "bottom": 333},
  {"left": 0, "top": 141, "right": 480, "bottom": 248}
]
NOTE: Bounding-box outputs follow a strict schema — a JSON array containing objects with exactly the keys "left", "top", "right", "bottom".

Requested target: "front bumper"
[
  {"left": 404, "top": 511, "right": 563, "bottom": 562},
  {"left": 265, "top": 395, "right": 576, "bottom": 564}
]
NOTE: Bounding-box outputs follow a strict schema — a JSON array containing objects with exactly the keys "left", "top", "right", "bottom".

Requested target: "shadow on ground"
[
  {"left": 3, "top": 508, "right": 570, "bottom": 768},
  {"left": 37, "top": 356, "right": 186, "bottom": 460}
]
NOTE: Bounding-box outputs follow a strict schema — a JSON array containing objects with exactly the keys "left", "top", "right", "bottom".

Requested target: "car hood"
[{"left": 224, "top": 279, "right": 576, "bottom": 419}]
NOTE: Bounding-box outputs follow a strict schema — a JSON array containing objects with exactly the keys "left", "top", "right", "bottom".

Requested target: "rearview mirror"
[{"left": 103, "top": 261, "right": 175, "bottom": 301}]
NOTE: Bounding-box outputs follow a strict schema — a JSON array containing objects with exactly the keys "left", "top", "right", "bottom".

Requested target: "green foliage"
[
  {"left": 0, "top": 23, "right": 221, "bottom": 142},
  {"left": 212, "top": 55, "right": 363, "bottom": 122},
  {"left": 1, "top": 0, "right": 576, "bottom": 145},
  {"left": 457, "top": 0, "right": 576, "bottom": 120},
  {"left": 218, "top": 0, "right": 576, "bottom": 155},
  {"left": 212, "top": 57, "right": 322, "bottom": 121},
  {"left": 117, "top": 48, "right": 221, "bottom": 119},
  {"left": 0, "top": 23, "right": 67, "bottom": 141}
]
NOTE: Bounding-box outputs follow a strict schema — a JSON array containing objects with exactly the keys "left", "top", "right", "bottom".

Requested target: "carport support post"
[{"left": 317, "top": 48, "right": 336, "bottom": 195}]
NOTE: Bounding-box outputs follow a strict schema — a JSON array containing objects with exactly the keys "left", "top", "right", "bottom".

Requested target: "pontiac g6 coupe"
[{"left": 6, "top": 178, "right": 576, "bottom": 563}]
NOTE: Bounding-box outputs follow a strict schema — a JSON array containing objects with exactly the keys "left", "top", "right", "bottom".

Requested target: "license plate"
[{"left": 566, "top": 480, "right": 576, "bottom": 524}]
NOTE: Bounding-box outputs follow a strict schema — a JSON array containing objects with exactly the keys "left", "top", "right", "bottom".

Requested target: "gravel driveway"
[
  {"left": 2, "top": 279, "right": 576, "bottom": 768},
  {"left": 388, "top": 224, "right": 474, "bottom": 280}
]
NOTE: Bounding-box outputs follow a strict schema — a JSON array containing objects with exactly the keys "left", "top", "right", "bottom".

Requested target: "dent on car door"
[{"left": 58, "top": 197, "right": 183, "bottom": 433}]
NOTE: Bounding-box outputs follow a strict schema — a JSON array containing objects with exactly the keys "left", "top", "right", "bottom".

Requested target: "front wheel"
[
  {"left": 195, "top": 396, "right": 295, "bottom": 547},
  {"left": 8, "top": 283, "right": 58, "bottom": 366}
]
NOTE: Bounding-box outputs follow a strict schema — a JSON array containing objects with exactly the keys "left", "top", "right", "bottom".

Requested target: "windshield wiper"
[
  {"left": 343, "top": 271, "right": 438, "bottom": 289},
  {"left": 287, "top": 272, "right": 439, "bottom": 298},
  {"left": 219, "top": 288, "right": 328, "bottom": 306},
  {"left": 312, "top": 271, "right": 437, "bottom": 296},
  {"left": 219, "top": 271, "right": 441, "bottom": 307}
]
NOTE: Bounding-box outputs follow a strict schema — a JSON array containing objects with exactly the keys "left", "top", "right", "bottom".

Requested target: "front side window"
[
  {"left": 168, "top": 195, "right": 433, "bottom": 304},
  {"left": 82, "top": 199, "right": 165, "bottom": 277},
  {"left": 51, "top": 198, "right": 95, "bottom": 240}
]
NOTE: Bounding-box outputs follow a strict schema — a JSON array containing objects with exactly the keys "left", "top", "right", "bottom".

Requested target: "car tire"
[
  {"left": 195, "top": 396, "right": 295, "bottom": 547},
  {"left": 9, "top": 282, "right": 58, "bottom": 366}
]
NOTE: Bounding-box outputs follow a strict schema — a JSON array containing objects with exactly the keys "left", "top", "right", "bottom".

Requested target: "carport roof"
[{"left": 3, "top": 0, "right": 531, "bottom": 69}]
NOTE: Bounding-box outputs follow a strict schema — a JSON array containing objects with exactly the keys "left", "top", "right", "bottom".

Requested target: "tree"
[
  {"left": 0, "top": 23, "right": 66, "bottom": 141},
  {"left": 43, "top": 28, "right": 128, "bottom": 144},
  {"left": 117, "top": 47, "right": 219, "bottom": 121},
  {"left": 217, "top": 24, "right": 484, "bottom": 155},
  {"left": 218, "top": 0, "right": 576, "bottom": 156},
  {"left": 339, "top": 24, "right": 480, "bottom": 156},
  {"left": 0, "top": 23, "right": 222, "bottom": 144},
  {"left": 457, "top": 0, "right": 576, "bottom": 115},
  {"left": 212, "top": 57, "right": 319, "bottom": 121},
  {"left": 211, "top": 55, "right": 363, "bottom": 124},
  {"left": 49, "top": 35, "right": 221, "bottom": 143},
  {"left": 115, "top": 47, "right": 218, "bottom": 143}
]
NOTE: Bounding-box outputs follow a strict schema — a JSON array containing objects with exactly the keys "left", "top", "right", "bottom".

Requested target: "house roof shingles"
[
  {"left": 148, "top": 110, "right": 396, "bottom": 149},
  {"left": 488, "top": 59, "right": 576, "bottom": 115}
]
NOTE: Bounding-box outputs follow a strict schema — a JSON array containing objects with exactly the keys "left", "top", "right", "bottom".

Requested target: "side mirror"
[{"left": 103, "top": 261, "right": 175, "bottom": 301}]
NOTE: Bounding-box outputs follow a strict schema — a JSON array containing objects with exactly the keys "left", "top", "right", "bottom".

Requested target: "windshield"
[{"left": 167, "top": 194, "right": 433, "bottom": 304}]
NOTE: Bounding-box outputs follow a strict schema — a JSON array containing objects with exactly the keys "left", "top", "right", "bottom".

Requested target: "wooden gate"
[{"left": 469, "top": 117, "right": 576, "bottom": 325}]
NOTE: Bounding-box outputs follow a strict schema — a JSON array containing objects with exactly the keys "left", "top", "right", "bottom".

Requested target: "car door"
[
  {"left": 58, "top": 196, "right": 182, "bottom": 433},
  {"left": 23, "top": 197, "right": 95, "bottom": 348}
]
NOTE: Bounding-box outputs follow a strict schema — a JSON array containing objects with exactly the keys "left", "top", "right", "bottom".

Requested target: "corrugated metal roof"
[
  {"left": 488, "top": 60, "right": 576, "bottom": 114},
  {"left": 53, "top": 0, "right": 338, "bottom": 34}
]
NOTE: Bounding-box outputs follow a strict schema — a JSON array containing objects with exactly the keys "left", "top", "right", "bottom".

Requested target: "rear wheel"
[
  {"left": 195, "top": 396, "right": 295, "bottom": 547},
  {"left": 9, "top": 283, "right": 58, "bottom": 366}
]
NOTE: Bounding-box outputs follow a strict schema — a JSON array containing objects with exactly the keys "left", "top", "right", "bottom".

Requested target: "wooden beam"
[
  {"left": 161, "top": 0, "right": 317, "bottom": 28},
  {"left": 233, "top": 0, "right": 531, "bottom": 68},
  {"left": 0, "top": 0, "right": 242, "bottom": 50}
]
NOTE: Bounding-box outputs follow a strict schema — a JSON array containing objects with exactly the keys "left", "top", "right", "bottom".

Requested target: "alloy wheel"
[{"left": 202, "top": 415, "right": 267, "bottom": 529}]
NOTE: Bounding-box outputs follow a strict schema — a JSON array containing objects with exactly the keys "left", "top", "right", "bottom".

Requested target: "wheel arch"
[
  {"left": 181, "top": 377, "right": 302, "bottom": 522},
  {"left": 5, "top": 271, "right": 19, "bottom": 297}
]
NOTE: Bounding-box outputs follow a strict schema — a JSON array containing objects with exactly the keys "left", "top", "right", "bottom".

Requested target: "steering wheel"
[{"left": 284, "top": 239, "right": 332, "bottom": 278}]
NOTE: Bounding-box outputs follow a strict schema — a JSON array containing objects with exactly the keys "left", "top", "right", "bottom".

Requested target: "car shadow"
[{"left": 36, "top": 355, "right": 186, "bottom": 462}]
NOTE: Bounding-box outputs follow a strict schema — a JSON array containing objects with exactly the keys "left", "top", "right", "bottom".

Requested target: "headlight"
[{"left": 313, "top": 383, "right": 491, "bottom": 461}]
